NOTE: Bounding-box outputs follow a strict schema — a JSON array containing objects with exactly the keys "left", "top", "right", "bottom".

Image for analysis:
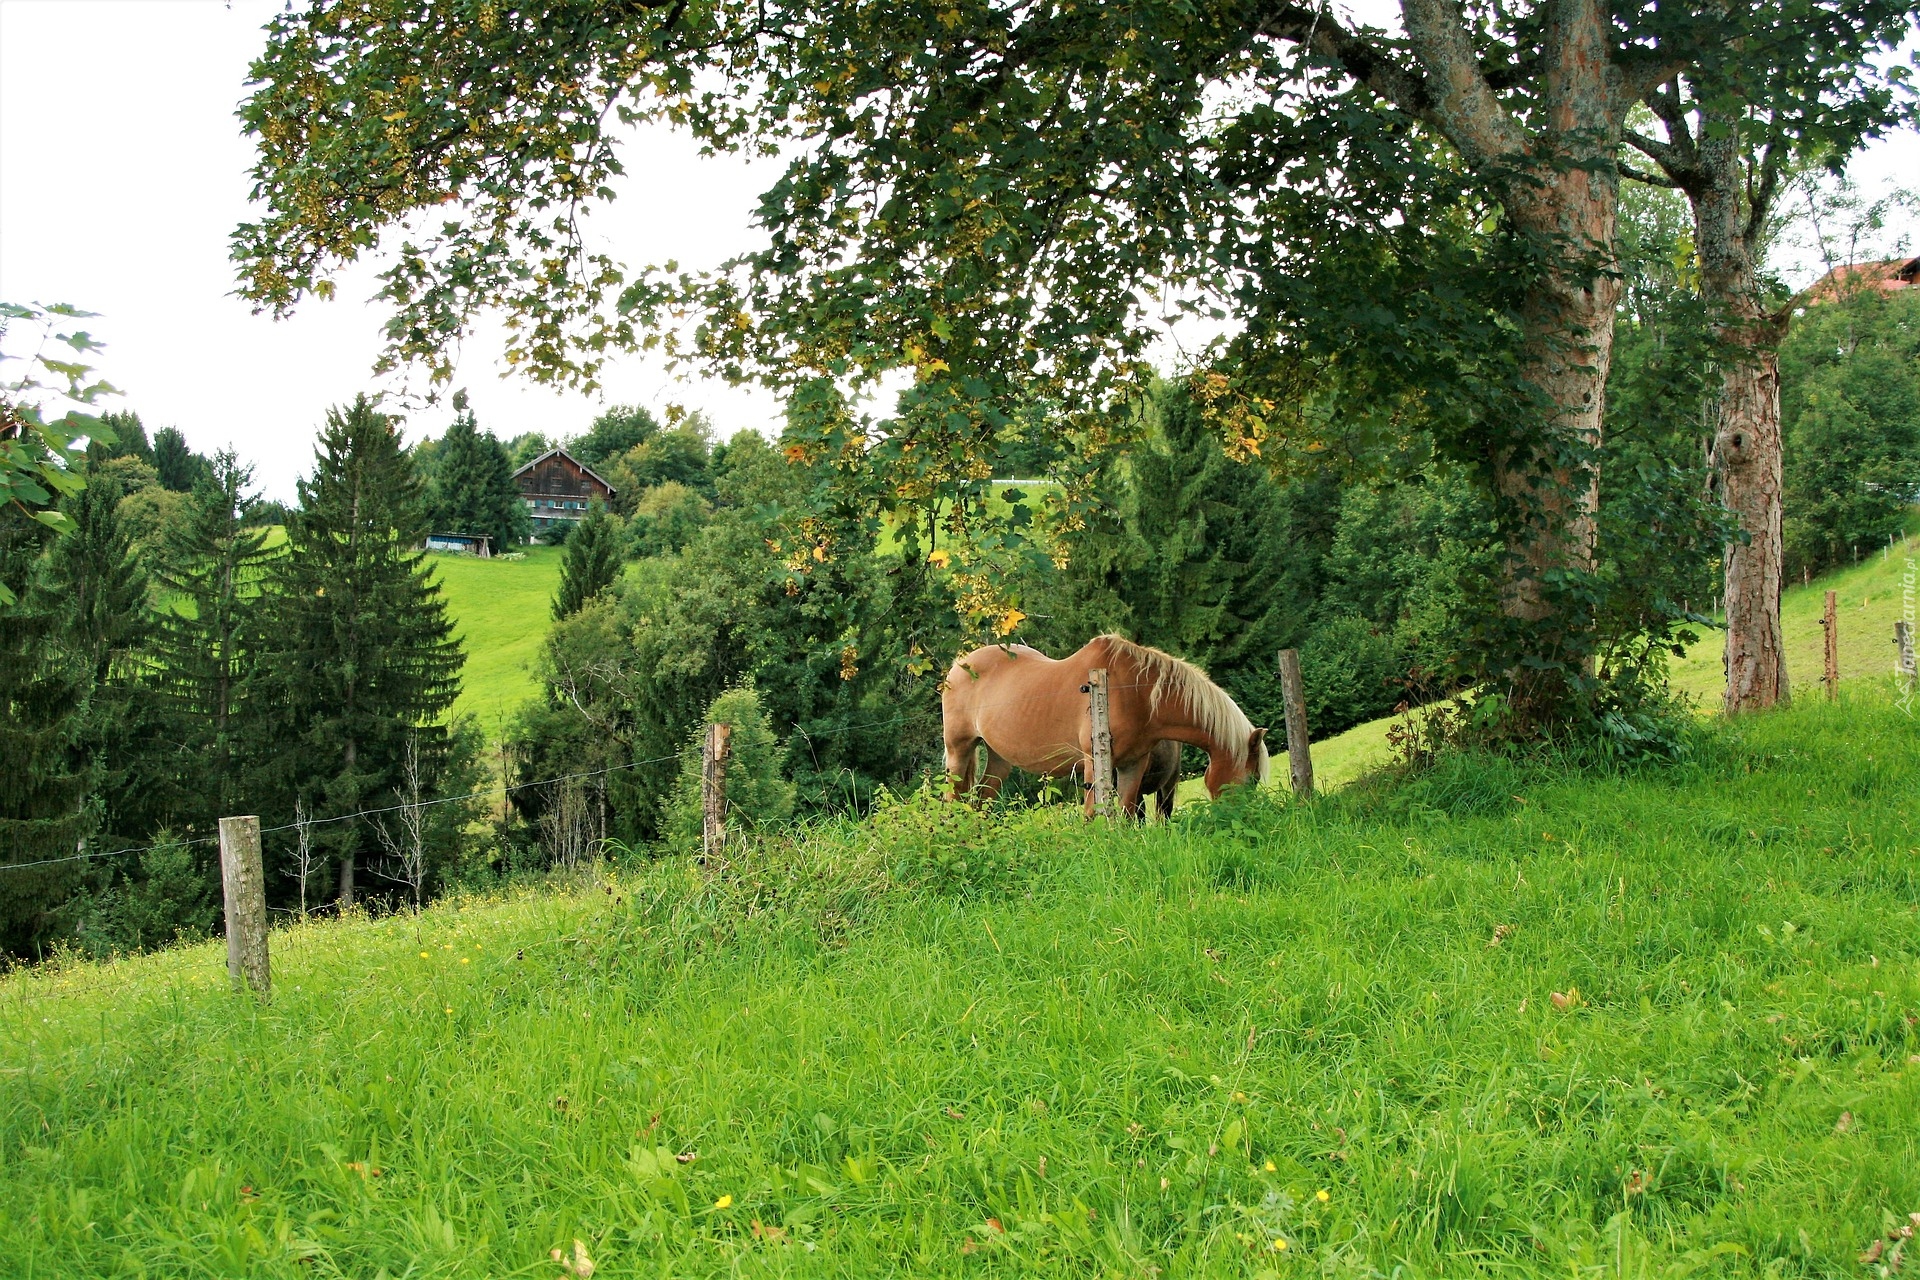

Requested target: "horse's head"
[{"left": 1204, "top": 727, "right": 1269, "bottom": 796}]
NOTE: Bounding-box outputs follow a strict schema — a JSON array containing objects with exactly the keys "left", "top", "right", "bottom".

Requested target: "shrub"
[{"left": 665, "top": 686, "right": 796, "bottom": 851}]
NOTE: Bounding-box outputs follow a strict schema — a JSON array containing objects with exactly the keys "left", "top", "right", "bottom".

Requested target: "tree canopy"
[{"left": 233, "top": 0, "right": 1918, "bottom": 725}]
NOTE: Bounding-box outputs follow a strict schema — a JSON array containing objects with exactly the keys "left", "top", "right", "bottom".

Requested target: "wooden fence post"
[
  {"left": 701, "top": 721, "right": 731, "bottom": 861},
  {"left": 1087, "top": 666, "right": 1114, "bottom": 819},
  {"left": 218, "top": 815, "right": 269, "bottom": 1001},
  {"left": 1822, "top": 590, "right": 1839, "bottom": 701},
  {"left": 1277, "top": 649, "right": 1314, "bottom": 800},
  {"left": 1896, "top": 619, "right": 1915, "bottom": 693}
]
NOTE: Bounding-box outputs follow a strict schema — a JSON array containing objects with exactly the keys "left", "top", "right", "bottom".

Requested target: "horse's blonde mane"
[{"left": 1095, "top": 635, "right": 1267, "bottom": 779}]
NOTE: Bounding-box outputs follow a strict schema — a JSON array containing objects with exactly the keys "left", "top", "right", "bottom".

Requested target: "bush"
[
  {"left": 665, "top": 686, "right": 797, "bottom": 851},
  {"left": 70, "top": 833, "right": 218, "bottom": 956}
]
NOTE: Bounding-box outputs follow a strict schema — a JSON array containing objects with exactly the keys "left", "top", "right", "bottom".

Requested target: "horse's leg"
[
  {"left": 976, "top": 746, "right": 1014, "bottom": 804},
  {"left": 1116, "top": 757, "right": 1151, "bottom": 823},
  {"left": 945, "top": 732, "right": 979, "bottom": 802},
  {"left": 1154, "top": 775, "right": 1177, "bottom": 822}
]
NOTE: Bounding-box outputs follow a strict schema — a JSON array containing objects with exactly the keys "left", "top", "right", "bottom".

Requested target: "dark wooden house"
[{"left": 512, "top": 448, "right": 618, "bottom": 534}]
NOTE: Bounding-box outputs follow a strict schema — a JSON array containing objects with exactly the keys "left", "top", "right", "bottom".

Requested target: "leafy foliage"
[
  {"left": 0, "top": 301, "right": 119, "bottom": 603},
  {"left": 1780, "top": 286, "right": 1920, "bottom": 577}
]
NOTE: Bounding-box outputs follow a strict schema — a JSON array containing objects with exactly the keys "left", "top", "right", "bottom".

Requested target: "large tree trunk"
[
  {"left": 1398, "top": 0, "right": 1626, "bottom": 726},
  {"left": 1693, "top": 131, "right": 1789, "bottom": 714},
  {"left": 1490, "top": 166, "right": 1622, "bottom": 720}
]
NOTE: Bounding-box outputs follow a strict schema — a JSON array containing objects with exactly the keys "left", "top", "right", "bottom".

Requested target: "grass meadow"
[
  {"left": 4, "top": 694, "right": 1917, "bottom": 1277},
  {"left": 427, "top": 546, "right": 564, "bottom": 728},
  {"left": 1668, "top": 531, "right": 1920, "bottom": 706}
]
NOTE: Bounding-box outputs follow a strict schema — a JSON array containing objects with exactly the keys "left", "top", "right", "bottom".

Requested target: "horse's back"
[{"left": 942, "top": 642, "right": 1091, "bottom": 773}]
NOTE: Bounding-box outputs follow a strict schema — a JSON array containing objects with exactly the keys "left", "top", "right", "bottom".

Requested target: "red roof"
[{"left": 1804, "top": 256, "right": 1920, "bottom": 304}]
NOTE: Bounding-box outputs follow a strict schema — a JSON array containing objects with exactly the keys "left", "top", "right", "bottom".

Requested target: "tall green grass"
[
  {"left": 4, "top": 694, "right": 1916, "bottom": 1277},
  {"left": 427, "top": 546, "right": 564, "bottom": 727}
]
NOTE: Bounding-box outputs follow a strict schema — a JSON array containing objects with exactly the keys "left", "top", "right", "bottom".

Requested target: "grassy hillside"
[
  {"left": 6, "top": 695, "right": 1916, "bottom": 1277},
  {"left": 1670, "top": 531, "right": 1919, "bottom": 706},
  {"left": 427, "top": 547, "right": 564, "bottom": 727}
]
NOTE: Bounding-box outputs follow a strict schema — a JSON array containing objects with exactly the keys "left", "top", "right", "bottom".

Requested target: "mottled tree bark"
[
  {"left": 1405, "top": 0, "right": 1626, "bottom": 716},
  {"left": 1632, "top": 104, "right": 1791, "bottom": 714},
  {"left": 1694, "top": 131, "right": 1790, "bottom": 714}
]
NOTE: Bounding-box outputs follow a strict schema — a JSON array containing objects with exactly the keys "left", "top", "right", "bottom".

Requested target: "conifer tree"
[
  {"left": 0, "top": 507, "right": 93, "bottom": 953},
  {"left": 258, "top": 397, "right": 463, "bottom": 905},
  {"left": 553, "top": 501, "right": 619, "bottom": 620},
  {"left": 426, "top": 392, "right": 530, "bottom": 552},
  {"left": 43, "top": 472, "right": 162, "bottom": 846},
  {"left": 150, "top": 451, "right": 277, "bottom": 829},
  {"left": 94, "top": 409, "right": 153, "bottom": 463},
  {"left": 151, "top": 427, "right": 209, "bottom": 492}
]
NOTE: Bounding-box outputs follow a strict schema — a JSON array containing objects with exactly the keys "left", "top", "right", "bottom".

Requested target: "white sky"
[{"left": 2, "top": 0, "right": 1914, "bottom": 500}]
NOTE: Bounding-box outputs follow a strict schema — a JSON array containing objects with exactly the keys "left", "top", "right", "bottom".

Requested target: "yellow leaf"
[{"left": 927, "top": 549, "right": 951, "bottom": 567}]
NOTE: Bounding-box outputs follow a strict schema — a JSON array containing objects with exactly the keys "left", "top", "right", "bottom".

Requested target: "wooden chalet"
[{"left": 512, "top": 448, "right": 618, "bottom": 534}]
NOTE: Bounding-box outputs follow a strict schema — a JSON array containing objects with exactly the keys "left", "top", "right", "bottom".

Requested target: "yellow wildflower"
[
  {"left": 1264, "top": 1161, "right": 1277, "bottom": 1172},
  {"left": 1316, "top": 1188, "right": 1330, "bottom": 1202},
  {"left": 714, "top": 1194, "right": 733, "bottom": 1209},
  {"left": 1272, "top": 1238, "right": 1288, "bottom": 1252}
]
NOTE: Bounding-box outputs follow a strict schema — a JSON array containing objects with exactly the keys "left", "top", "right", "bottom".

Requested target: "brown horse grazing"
[{"left": 943, "top": 635, "right": 1268, "bottom": 817}]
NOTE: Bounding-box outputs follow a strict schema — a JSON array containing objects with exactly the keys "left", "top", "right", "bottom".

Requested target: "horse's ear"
[{"left": 1250, "top": 727, "right": 1267, "bottom": 748}]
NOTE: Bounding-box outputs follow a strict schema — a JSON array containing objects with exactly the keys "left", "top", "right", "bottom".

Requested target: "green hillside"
[
  {"left": 1254, "top": 535, "right": 1920, "bottom": 801},
  {"left": 427, "top": 547, "right": 564, "bottom": 727},
  {"left": 1670, "top": 531, "right": 1919, "bottom": 706},
  {"left": 5, "top": 695, "right": 1916, "bottom": 1277}
]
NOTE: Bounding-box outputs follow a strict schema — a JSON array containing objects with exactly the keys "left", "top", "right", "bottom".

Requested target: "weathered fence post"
[
  {"left": 1277, "top": 648, "right": 1314, "bottom": 800},
  {"left": 1822, "top": 590, "right": 1839, "bottom": 701},
  {"left": 1087, "top": 666, "right": 1114, "bottom": 819},
  {"left": 1896, "top": 619, "right": 1915, "bottom": 693},
  {"left": 701, "top": 721, "right": 731, "bottom": 861},
  {"left": 218, "top": 815, "right": 269, "bottom": 1001}
]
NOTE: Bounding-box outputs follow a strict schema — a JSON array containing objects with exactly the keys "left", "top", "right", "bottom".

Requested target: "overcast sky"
[{"left": 2, "top": 1, "right": 1915, "bottom": 500}]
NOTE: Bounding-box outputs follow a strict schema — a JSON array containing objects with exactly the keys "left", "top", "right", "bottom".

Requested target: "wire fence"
[{"left": 0, "top": 672, "right": 1168, "bottom": 877}]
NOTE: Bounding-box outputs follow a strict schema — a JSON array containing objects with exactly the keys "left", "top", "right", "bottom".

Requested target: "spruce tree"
[
  {"left": 0, "top": 506, "right": 93, "bottom": 954},
  {"left": 258, "top": 396, "right": 463, "bottom": 905},
  {"left": 427, "top": 393, "right": 530, "bottom": 552},
  {"left": 151, "top": 427, "right": 208, "bottom": 492},
  {"left": 553, "top": 501, "right": 620, "bottom": 619},
  {"left": 150, "top": 451, "right": 277, "bottom": 830},
  {"left": 43, "top": 472, "right": 163, "bottom": 847},
  {"left": 95, "top": 409, "right": 153, "bottom": 463}
]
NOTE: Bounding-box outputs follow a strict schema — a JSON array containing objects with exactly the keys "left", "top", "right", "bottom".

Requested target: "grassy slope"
[
  {"left": 1235, "top": 535, "right": 1920, "bottom": 803},
  {"left": 5, "top": 696, "right": 1917, "bottom": 1278},
  {"left": 427, "top": 547, "right": 564, "bottom": 729},
  {"left": 1669, "top": 531, "right": 1919, "bottom": 706}
]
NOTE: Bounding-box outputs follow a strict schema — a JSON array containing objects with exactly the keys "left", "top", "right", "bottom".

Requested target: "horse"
[
  {"left": 1140, "top": 738, "right": 1181, "bottom": 822},
  {"left": 942, "top": 634, "right": 1268, "bottom": 818}
]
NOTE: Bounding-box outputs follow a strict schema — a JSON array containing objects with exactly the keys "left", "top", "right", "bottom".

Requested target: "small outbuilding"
[
  {"left": 512, "top": 448, "right": 618, "bottom": 534},
  {"left": 425, "top": 532, "right": 493, "bottom": 558}
]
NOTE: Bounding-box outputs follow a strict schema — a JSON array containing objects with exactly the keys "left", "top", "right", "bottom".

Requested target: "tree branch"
[
  {"left": 1618, "top": 161, "right": 1678, "bottom": 189},
  {"left": 1397, "top": 0, "right": 1525, "bottom": 166},
  {"left": 1252, "top": 1, "right": 1434, "bottom": 119},
  {"left": 1744, "top": 136, "right": 1785, "bottom": 251}
]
